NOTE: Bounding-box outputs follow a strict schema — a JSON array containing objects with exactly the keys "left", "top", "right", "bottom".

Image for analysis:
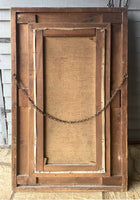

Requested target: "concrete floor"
[{"left": 0, "top": 146, "right": 140, "bottom": 200}]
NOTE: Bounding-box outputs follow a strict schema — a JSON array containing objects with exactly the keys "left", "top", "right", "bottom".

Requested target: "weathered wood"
[
  {"left": 17, "top": 108, "right": 29, "bottom": 174},
  {"left": 121, "top": 9, "right": 128, "bottom": 191},
  {"left": 17, "top": 13, "right": 36, "bottom": 23},
  {"left": 12, "top": 8, "right": 127, "bottom": 191},
  {"left": 30, "top": 23, "right": 111, "bottom": 174},
  {"left": 28, "top": 23, "right": 35, "bottom": 177},
  {"left": 1, "top": 147, "right": 140, "bottom": 199},
  {"left": 105, "top": 24, "right": 111, "bottom": 176},
  {"left": 96, "top": 28, "right": 104, "bottom": 171},
  {"left": 111, "top": 108, "right": 122, "bottom": 175},
  {"left": 16, "top": 23, "right": 29, "bottom": 177},
  {"left": 37, "top": 177, "right": 103, "bottom": 185},
  {"left": 36, "top": 30, "right": 44, "bottom": 171}
]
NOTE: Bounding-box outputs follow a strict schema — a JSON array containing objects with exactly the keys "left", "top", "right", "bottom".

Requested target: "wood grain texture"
[
  {"left": 121, "top": 9, "right": 128, "bottom": 191},
  {"left": 12, "top": 8, "right": 127, "bottom": 191},
  {"left": 16, "top": 23, "right": 29, "bottom": 176},
  {"left": 17, "top": 13, "right": 36, "bottom": 23},
  {"left": 1, "top": 147, "right": 140, "bottom": 199},
  {"left": 28, "top": 23, "right": 35, "bottom": 176},
  {"left": 36, "top": 30, "right": 44, "bottom": 171},
  {"left": 17, "top": 108, "right": 29, "bottom": 174}
]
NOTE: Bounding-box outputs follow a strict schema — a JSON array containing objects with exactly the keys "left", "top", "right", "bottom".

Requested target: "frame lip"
[
  {"left": 28, "top": 23, "right": 111, "bottom": 175},
  {"left": 14, "top": 185, "right": 123, "bottom": 192}
]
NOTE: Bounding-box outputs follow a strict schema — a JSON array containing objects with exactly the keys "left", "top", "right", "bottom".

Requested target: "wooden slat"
[
  {"left": 111, "top": 108, "right": 122, "bottom": 175},
  {"left": 96, "top": 29, "right": 103, "bottom": 170},
  {"left": 17, "top": 108, "right": 29, "bottom": 174},
  {"left": 44, "top": 165, "right": 98, "bottom": 172},
  {"left": 36, "top": 30, "right": 44, "bottom": 171},
  {"left": 16, "top": 23, "right": 29, "bottom": 176},
  {"left": 28, "top": 24, "right": 35, "bottom": 176},
  {"left": 14, "top": 185, "right": 123, "bottom": 192},
  {"left": 17, "top": 175, "right": 29, "bottom": 185},
  {"left": 103, "top": 13, "right": 122, "bottom": 23},
  {"left": 111, "top": 90, "right": 121, "bottom": 108},
  {"left": 18, "top": 89, "right": 28, "bottom": 107},
  {"left": 121, "top": 9, "right": 128, "bottom": 191},
  {"left": 17, "top": 13, "right": 36, "bottom": 23},
  {"left": 38, "top": 13, "right": 102, "bottom": 24},
  {"left": 102, "top": 176, "right": 122, "bottom": 185},
  {"left": 111, "top": 24, "right": 122, "bottom": 90},
  {"left": 27, "top": 22, "right": 113, "bottom": 30},
  {"left": 37, "top": 177, "right": 102, "bottom": 185},
  {"left": 43, "top": 29, "right": 96, "bottom": 37},
  {"left": 17, "top": 24, "right": 29, "bottom": 88},
  {"left": 105, "top": 24, "right": 111, "bottom": 176}
]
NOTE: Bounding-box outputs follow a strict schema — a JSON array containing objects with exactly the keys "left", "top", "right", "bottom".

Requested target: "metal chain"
[{"left": 12, "top": 73, "right": 128, "bottom": 124}]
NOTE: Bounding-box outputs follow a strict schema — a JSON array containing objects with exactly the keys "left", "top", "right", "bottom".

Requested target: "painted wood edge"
[
  {"left": 121, "top": 9, "right": 128, "bottom": 192},
  {"left": 105, "top": 23, "right": 111, "bottom": 176},
  {"left": 11, "top": 7, "right": 127, "bottom": 13},
  {"left": 96, "top": 29, "right": 104, "bottom": 171},
  {"left": 11, "top": 9, "right": 17, "bottom": 190}
]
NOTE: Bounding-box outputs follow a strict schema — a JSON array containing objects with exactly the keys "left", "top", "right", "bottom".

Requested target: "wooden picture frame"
[{"left": 11, "top": 8, "right": 127, "bottom": 192}]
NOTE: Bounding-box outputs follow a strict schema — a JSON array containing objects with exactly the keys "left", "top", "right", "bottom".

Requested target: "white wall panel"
[
  {"left": 2, "top": 70, "right": 11, "bottom": 83},
  {"left": 0, "top": 43, "right": 11, "bottom": 54},
  {"left": 129, "top": 0, "right": 140, "bottom": 10},
  {"left": 6, "top": 112, "right": 11, "bottom": 122},
  {"left": 0, "top": 9, "right": 10, "bottom": 20},
  {"left": 0, "top": 55, "right": 11, "bottom": 69},
  {"left": 0, "top": 0, "right": 108, "bottom": 8},
  {"left": 5, "top": 97, "right": 11, "bottom": 110},
  {"left": 0, "top": 21, "right": 10, "bottom": 38},
  {"left": 3, "top": 84, "right": 11, "bottom": 97}
]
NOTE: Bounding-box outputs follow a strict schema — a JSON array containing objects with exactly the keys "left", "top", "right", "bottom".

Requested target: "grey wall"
[
  {"left": 0, "top": 0, "right": 140, "bottom": 145},
  {"left": 128, "top": 10, "right": 140, "bottom": 142}
]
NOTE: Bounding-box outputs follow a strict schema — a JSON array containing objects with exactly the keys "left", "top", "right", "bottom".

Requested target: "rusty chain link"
[{"left": 12, "top": 73, "right": 128, "bottom": 124}]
